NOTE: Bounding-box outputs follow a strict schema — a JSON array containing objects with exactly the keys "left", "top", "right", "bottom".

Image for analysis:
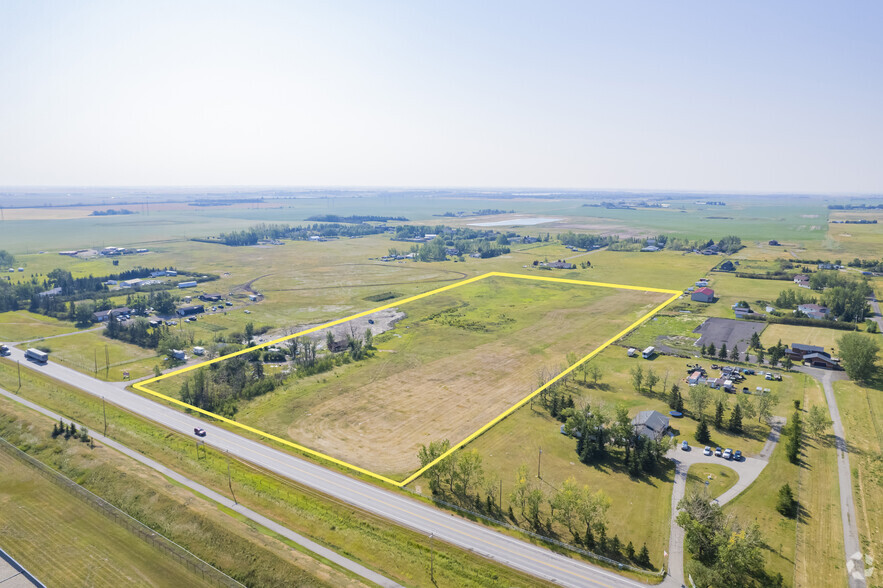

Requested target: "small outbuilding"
[{"left": 691, "top": 287, "right": 715, "bottom": 303}]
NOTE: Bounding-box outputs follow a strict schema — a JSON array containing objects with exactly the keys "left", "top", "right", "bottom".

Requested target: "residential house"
[
  {"left": 801, "top": 353, "right": 840, "bottom": 369},
  {"left": 793, "top": 274, "right": 811, "bottom": 288},
  {"left": 175, "top": 304, "right": 205, "bottom": 317},
  {"left": 92, "top": 307, "right": 131, "bottom": 322},
  {"left": 691, "top": 287, "right": 715, "bottom": 303},
  {"left": 797, "top": 303, "right": 829, "bottom": 320},
  {"left": 199, "top": 293, "right": 222, "bottom": 302},
  {"left": 546, "top": 261, "right": 575, "bottom": 269},
  {"left": 631, "top": 410, "right": 670, "bottom": 441}
]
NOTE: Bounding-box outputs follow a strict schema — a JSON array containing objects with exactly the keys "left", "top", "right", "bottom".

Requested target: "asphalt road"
[{"left": 2, "top": 345, "right": 649, "bottom": 588}]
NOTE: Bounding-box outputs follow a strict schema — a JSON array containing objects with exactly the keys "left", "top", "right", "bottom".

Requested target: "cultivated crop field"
[{"left": 150, "top": 274, "right": 674, "bottom": 480}]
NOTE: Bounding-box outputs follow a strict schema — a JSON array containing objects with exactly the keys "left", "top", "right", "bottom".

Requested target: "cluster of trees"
[
  {"left": 180, "top": 355, "right": 279, "bottom": 416},
  {"left": 90, "top": 208, "right": 135, "bottom": 216},
  {"left": 105, "top": 317, "right": 168, "bottom": 348},
  {"left": 848, "top": 258, "right": 883, "bottom": 273},
  {"left": 774, "top": 288, "right": 818, "bottom": 309},
  {"left": 417, "top": 442, "right": 654, "bottom": 568},
  {"left": 304, "top": 214, "right": 407, "bottom": 223},
  {"left": 558, "top": 231, "right": 616, "bottom": 250},
  {"left": 413, "top": 234, "right": 511, "bottom": 262},
  {"left": 0, "top": 249, "right": 14, "bottom": 267},
  {"left": 828, "top": 203, "right": 883, "bottom": 209},
  {"left": 699, "top": 341, "right": 743, "bottom": 362},
  {"left": 561, "top": 401, "right": 672, "bottom": 476},
  {"left": 213, "top": 222, "right": 390, "bottom": 246},
  {"left": 677, "top": 493, "right": 776, "bottom": 587},
  {"left": 838, "top": 332, "right": 880, "bottom": 382},
  {"left": 51, "top": 419, "right": 90, "bottom": 444}
]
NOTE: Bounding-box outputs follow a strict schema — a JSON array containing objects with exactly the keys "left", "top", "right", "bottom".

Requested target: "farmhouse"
[
  {"left": 545, "top": 260, "right": 576, "bottom": 269},
  {"left": 797, "top": 303, "right": 829, "bottom": 319},
  {"left": 92, "top": 307, "right": 131, "bottom": 322},
  {"left": 691, "top": 287, "right": 715, "bottom": 303},
  {"left": 793, "top": 274, "right": 810, "bottom": 288},
  {"left": 199, "top": 293, "right": 222, "bottom": 302},
  {"left": 631, "top": 410, "right": 670, "bottom": 441},
  {"left": 120, "top": 278, "right": 142, "bottom": 288},
  {"left": 175, "top": 304, "right": 205, "bottom": 317}
]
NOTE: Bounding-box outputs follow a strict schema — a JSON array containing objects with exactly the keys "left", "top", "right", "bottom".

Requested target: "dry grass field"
[{"left": 160, "top": 275, "right": 672, "bottom": 478}]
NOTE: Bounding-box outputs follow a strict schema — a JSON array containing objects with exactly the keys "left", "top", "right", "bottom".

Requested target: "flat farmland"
[{"left": 153, "top": 275, "right": 673, "bottom": 480}]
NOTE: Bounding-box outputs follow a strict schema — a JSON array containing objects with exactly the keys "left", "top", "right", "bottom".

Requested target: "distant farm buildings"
[
  {"left": 797, "top": 303, "right": 829, "bottom": 320},
  {"left": 176, "top": 304, "right": 205, "bottom": 317},
  {"left": 785, "top": 343, "right": 840, "bottom": 369}
]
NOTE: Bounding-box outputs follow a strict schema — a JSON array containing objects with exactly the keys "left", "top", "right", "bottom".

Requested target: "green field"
[
  {"left": 685, "top": 463, "right": 738, "bottom": 499},
  {"left": 0, "top": 448, "right": 211, "bottom": 587},
  {"left": 0, "top": 310, "right": 83, "bottom": 341}
]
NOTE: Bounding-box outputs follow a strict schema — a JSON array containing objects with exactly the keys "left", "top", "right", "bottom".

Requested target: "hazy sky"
[{"left": 1, "top": 1, "right": 881, "bottom": 193}]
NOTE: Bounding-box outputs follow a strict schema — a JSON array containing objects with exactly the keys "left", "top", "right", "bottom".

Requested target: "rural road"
[
  {"left": 0, "top": 385, "right": 401, "bottom": 588},
  {"left": 868, "top": 293, "right": 883, "bottom": 332},
  {"left": 798, "top": 367, "right": 867, "bottom": 588},
  {"left": 1, "top": 346, "right": 650, "bottom": 588},
  {"left": 662, "top": 417, "right": 784, "bottom": 588}
]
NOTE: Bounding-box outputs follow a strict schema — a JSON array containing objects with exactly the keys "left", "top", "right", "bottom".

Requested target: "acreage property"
[{"left": 138, "top": 273, "right": 678, "bottom": 484}]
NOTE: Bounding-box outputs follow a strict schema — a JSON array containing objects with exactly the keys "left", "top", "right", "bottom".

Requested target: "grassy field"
[
  {"left": 0, "top": 310, "right": 84, "bottom": 341},
  {"left": 21, "top": 329, "right": 161, "bottom": 381},
  {"left": 684, "top": 463, "right": 738, "bottom": 499},
  {"left": 0, "top": 357, "right": 557, "bottom": 588},
  {"left": 154, "top": 275, "right": 672, "bottom": 479},
  {"left": 0, "top": 446, "right": 212, "bottom": 587},
  {"left": 833, "top": 379, "right": 883, "bottom": 582},
  {"left": 620, "top": 313, "right": 705, "bottom": 354},
  {"left": 760, "top": 323, "right": 848, "bottom": 356}
]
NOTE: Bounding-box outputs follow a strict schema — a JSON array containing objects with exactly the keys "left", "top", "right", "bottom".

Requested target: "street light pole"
[
  {"left": 429, "top": 532, "right": 434, "bottom": 582},
  {"left": 102, "top": 396, "right": 107, "bottom": 436}
]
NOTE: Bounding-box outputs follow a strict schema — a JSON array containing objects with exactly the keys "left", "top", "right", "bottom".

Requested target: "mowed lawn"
[
  {"left": 685, "top": 463, "right": 738, "bottom": 499},
  {"left": 760, "top": 324, "right": 848, "bottom": 356},
  {"left": 0, "top": 450, "right": 208, "bottom": 587},
  {"left": 0, "top": 310, "right": 83, "bottom": 341}
]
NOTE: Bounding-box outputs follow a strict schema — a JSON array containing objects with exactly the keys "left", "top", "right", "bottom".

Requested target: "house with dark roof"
[
  {"left": 691, "top": 287, "right": 715, "bottom": 303},
  {"left": 199, "top": 293, "right": 222, "bottom": 302},
  {"left": 793, "top": 274, "right": 811, "bottom": 288},
  {"left": 175, "top": 304, "right": 205, "bottom": 317},
  {"left": 631, "top": 410, "right": 670, "bottom": 441},
  {"left": 92, "top": 307, "right": 131, "bottom": 322},
  {"left": 784, "top": 343, "right": 839, "bottom": 368}
]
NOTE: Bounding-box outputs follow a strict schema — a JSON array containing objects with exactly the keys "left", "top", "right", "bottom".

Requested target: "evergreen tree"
[
  {"left": 776, "top": 483, "right": 797, "bottom": 518},
  {"left": 675, "top": 389, "right": 685, "bottom": 413},
  {"left": 700, "top": 343, "right": 707, "bottom": 356},
  {"left": 750, "top": 331, "right": 761, "bottom": 350},
  {"left": 625, "top": 541, "right": 636, "bottom": 561},
  {"left": 714, "top": 400, "right": 725, "bottom": 429},
  {"left": 585, "top": 527, "right": 595, "bottom": 550},
  {"left": 610, "top": 534, "right": 622, "bottom": 558},
  {"left": 668, "top": 383, "right": 680, "bottom": 410},
  {"left": 695, "top": 417, "right": 711, "bottom": 444},
  {"left": 637, "top": 543, "right": 651, "bottom": 567},
  {"left": 718, "top": 343, "right": 728, "bottom": 360},
  {"left": 729, "top": 402, "right": 743, "bottom": 433},
  {"left": 707, "top": 342, "right": 716, "bottom": 357},
  {"left": 756, "top": 346, "right": 765, "bottom": 364},
  {"left": 730, "top": 344, "right": 739, "bottom": 361}
]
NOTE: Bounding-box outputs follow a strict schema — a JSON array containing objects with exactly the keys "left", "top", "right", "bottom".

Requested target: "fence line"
[
  {"left": 0, "top": 435, "right": 244, "bottom": 588},
  {"left": 407, "top": 488, "right": 665, "bottom": 577}
]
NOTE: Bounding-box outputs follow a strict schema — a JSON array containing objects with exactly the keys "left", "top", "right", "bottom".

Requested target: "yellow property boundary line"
[{"left": 134, "top": 272, "right": 681, "bottom": 487}]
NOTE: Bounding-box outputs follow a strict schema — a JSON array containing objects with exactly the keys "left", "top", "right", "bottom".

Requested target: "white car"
[{"left": 703, "top": 446, "right": 712, "bottom": 456}]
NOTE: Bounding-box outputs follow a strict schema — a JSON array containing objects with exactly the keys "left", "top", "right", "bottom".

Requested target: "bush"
[{"left": 776, "top": 483, "right": 798, "bottom": 518}]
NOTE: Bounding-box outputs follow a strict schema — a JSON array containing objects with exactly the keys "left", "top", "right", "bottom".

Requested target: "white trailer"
[{"left": 25, "top": 348, "right": 48, "bottom": 363}]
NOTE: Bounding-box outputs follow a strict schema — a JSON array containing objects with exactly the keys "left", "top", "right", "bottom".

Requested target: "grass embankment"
[
  {"left": 685, "top": 464, "right": 738, "bottom": 499},
  {"left": 834, "top": 379, "right": 882, "bottom": 578},
  {"left": 0, "top": 446, "right": 210, "bottom": 587},
  {"left": 0, "top": 358, "right": 555, "bottom": 588}
]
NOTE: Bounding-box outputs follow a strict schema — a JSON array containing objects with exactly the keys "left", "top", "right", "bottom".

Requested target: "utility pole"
[
  {"left": 105, "top": 345, "right": 109, "bottom": 378},
  {"left": 94, "top": 349, "right": 98, "bottom": 374},
  {"left": 429, "top": 532, "right": 435, "bottom": 583},
  {"left": 226, "top": 451, "right": 237, "bottom": 504},
  {"left": 537, "top": 447, "right": 542, "bottom": 479},
  {"left": 102, "top": 397, "right": 107, "bottom": 436},
  {"left": 17, "top": 361, "right": 21, "bottom": 390}
]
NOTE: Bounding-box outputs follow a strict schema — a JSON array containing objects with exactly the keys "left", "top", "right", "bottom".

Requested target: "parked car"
[
  {"left": 226, "top": 301, "right": 233, "bottom": 306},
  {"left": 0, "top": 344, "right": 9, "bottom": 356},
  {"left": 194, "top": 427, "right": 206, "bottom": 437},
  {"left": 714, "top": 447, "right": 723, "bottom": 457},
  {"left": 734, "top": 450, "right": 742, "bottom": 461},
  {"left": 742, "top": 387, "right": 750, "bottom": 393},
  {"left": 681, "top": 440, "right": 690, "bottom": 451},
  {"left": 703, "top": 446, "right": 712, "bottom": 456},
  {"left": 723, "top": 448, "right": 733, "bottom": 460}
]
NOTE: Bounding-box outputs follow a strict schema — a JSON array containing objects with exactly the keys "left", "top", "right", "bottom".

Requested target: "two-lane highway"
[{"left": 2, "top": 345, "right": 650, "bottom": 588}]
